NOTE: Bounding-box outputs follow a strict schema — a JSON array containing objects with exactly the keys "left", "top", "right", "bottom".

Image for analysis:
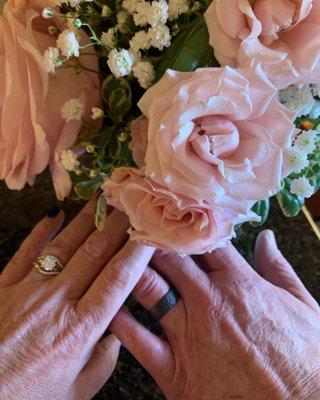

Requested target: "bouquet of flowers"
[{"left": 1, "top": 0, "right": 319, "bottom": 255}]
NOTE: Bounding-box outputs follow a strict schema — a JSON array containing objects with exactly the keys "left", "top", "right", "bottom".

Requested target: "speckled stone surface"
[{"left": 0, "top": 172, "right": 319, "bottom": 400}]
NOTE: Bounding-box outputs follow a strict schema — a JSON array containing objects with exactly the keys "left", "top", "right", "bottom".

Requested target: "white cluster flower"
[
  {"left": 43, "top": 47, "right": 61, "bottom": 73},
  {"left": 284, "top": 148, "right": 309, "bottom": 175},
  {"left": 133, "top": 60, "right": 155, "bottom": 88},
  {"left": 101, "top": 28, "right": 117, "bottom": 49},
  {"left": 57, "top": 29, "right": 80, "bottom": 58},
  {"left": 309, "top": 99, "right": 320, "bottom": 119},
  {"left": 290, "top": 177, "right": 314, "bottom": 198},
  {"left": 168, "top": 0, "right": 188, "bottom": 20},
  {"left": 91, "top": 107, "right": 105, "bottom": 120},
  {"left": 60, "top": 149, "right": 80, "bottom": 172},
  {"left": 123, "top": 0, "right": 141, "bottom": 13},
  {"left": 133, "top": 2, "right": 150, "bottom": 26},
  {"left": 279, "top": 84, "right": 318, "bottom": 118},
  {"left": 107, "top": 49, "right": 134, "bottom": 78},
  {"left": 61, "top": 98, "right": 84, "bottom": 122},
  {"left": 130, "top": 30, "right": 152, "bottom": 52},
  {"left": 149, "top": 24, "right": 171, "bottom": 50},
  {"left": 294, "top": 130, "right": 318, "bottom": 155},
  {"left": 148, "top": 0, "right": 168, "bottom": 27},
  {"left": 116, "top": 11, "right": 130, "bottom": 33},
  {"left": 311, "top": 84, "right": 320, "bottom": 98}
]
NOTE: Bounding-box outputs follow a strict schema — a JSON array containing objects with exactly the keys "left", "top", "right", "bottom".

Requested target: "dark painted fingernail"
[{"left": 47, "top": 206, "right": 61, "bottom": 219}]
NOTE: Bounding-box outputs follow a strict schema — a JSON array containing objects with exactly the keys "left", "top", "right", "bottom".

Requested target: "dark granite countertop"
[{"left": 0, "top": 172, "right": 319, "bottom": 399}]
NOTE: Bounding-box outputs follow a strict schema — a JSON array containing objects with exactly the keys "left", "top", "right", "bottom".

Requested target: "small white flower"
[
  {"left": 42, "top": 7, "right": 56, "bottom": 19},
  {"left": 101, "top": 28, "right": 117, "bottom": 49},
  {"left": 69, "top": 0, "right": 82, "bottom": 6},
  {"left": 102, "top": 5, "right": 112, "bottom": 17},
  {"left": 149, "top": 24, "right": 171, "bottom": 50},
  {"left": 116, "top": 11, "right": 130, "bottom": 33},
  {"left": 290, "top": 177, "right": 314, "bottom": 198},
  {"left": 294, "top": 130, "right": 318, "bottom": 155},
  {"left": 122, "top": 0, "right": 141, "bottom": 13},
  {"left": 57, "top": 29, "right": 80, "bottom": 58},
  {"left": 60, "top": 149, "right": 80, "bottom": 172},
  {"left": 61, "top": 98, "right": 84, "bottom": 122},
  {"left": 129, "top": 30, "right": 152, "bottom": 52},
  {"left": 284, "top": 148, "right": 309, "bottom": 175},
  {"left": 168, "top": 0, "right": 188, "bottom": 20},
  {"left": 43, "top": 47, "right": 61, "bottom": 73},
  {"left": 133, "top": 1, "right": 150, "bottom": 26},
  {"left": 311, "top": 84, "right": 320, "bottom": 98},
  {"left": 148, "top": 0, "right": 168, "bottom": 27},
  {"left": 107, "top": 48, "right": 134, "bottom": 78},
  {"left": 133, "top": 60, "right": 155, "bottom": 88},
  {"left": 279, "top": 84, "right": 315, "bottom": 118},
  {"left": 309, "top": 99, "right": 320, "bottom": 119},
  {"left": 91, "top": 107, "right": 105, "bottom": 120}
]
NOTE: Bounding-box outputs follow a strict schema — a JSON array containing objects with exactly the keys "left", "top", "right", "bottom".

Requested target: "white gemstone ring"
[{"left": 33, "top": 255, "right": 64, "bottom": 276}]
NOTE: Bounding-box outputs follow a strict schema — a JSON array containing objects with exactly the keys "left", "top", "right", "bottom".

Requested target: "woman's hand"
[
  {"left": 111, "top": 230, "right": 320, "bottom": 400},
  {"left": 0, "top": 202, "right": 154, "bottom": 400}
]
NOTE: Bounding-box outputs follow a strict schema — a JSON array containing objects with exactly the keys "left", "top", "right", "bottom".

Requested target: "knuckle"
[
  {"left": 134, "top": 269, "right": 162, "bottom": 298},
  {"left": 105, "top": 260, "right": 132, "bottom": 288},
  {"left": 47, "top": 235, "right": 77, "bottom": 257},
  {"left": 79, "top": 236, "right": 106, "bottom": 261}
]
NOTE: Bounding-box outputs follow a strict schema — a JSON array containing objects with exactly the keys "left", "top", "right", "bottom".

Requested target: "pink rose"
[
  {"left": 102, "top": 167, "right": 256, "bottom": 255},
  {"left": 129, "top": 118, "right": 148, "bottom": 167},
  {"left": 0, "top": 0, "right": 100, "bottom": 199},
  {"left": 138, "top": 66, "right": 296, "bottom": 216},
  {"left": 204, "top": 0, "right": 320, "bottom": 88}
]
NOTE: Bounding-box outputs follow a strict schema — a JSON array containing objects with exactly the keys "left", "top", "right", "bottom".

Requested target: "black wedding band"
[{"left": 149, "top": 289, "right": 179, "bottom": 321}]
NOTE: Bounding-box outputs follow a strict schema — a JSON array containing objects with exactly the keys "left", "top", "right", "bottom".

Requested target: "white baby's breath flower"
[
  {"left": 42, "top": 7, "right": 56, "bottom": 19},
  {"left": 294, "top": 130, "right": 318, "bottom": 155},
  {"left": 60, "top": 149, "right": 80, "bottom": 172},
  {"left": 279, "top": 84, "right": 315, "bottom": 118},
  {"left": 311, "top": 84, "right": 320, "bottom": 98},
  {"left": 61, "top": 98, "right": 84, "bottom": 122},
  {"left": 149, "top": 24, "right": 171, "bottom": 50},
  {"left": 43, "top": 47, "right": 61, "bottom": 73},
  {"left": 123, "top": 0, "right": 141, "bottom": 13},
  {"left": 107, "top": 48, "right": 134, "bottom": 78},
  {"left": 133, "top": 1, "right": 150, "bottom": 26},
  {"left": 148, "top": 0, "right": 168, "bottom": 27},
  {"left": 91, "top": 107, "right": 105, "bottom": 120},
  {"left": 116, "top": 11, "right": 130, "bottom": 33},
  {"left": 168, "top": 0, "right": 188, "bottom": 20},
  {"left": 133, "top": 60, "right": 155, "bottom": 88},
  {"left": 290, "top": 177, "right": 314, "bottom": 198},
  {"left": 284, "top": 148, "right": 309, "bottom": 175},
  {"left": 309, "top": 99, "right": 320, "bottom": 119},
  {"left": 69, "top": 0, "right": 82, "bottom": 6},
  {"left": 129, "top": 30, "right": 152, "bottom": 52},
  {"left": 57, "top": 29, "right": 80, "bottom": 58},
  {"left": 102, "top": 5, "right": 112, "bottom": 17},
  {"left": 101, "top": 28, "right": 117, "bottom": 49}
]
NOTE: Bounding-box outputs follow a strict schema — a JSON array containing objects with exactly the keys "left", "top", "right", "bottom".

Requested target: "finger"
[
  {"left": 71, "top": 334, "right": 120, "bottom": 400},
  {"left": 255, "top": 230, "right": 320, "bottom": 312},
  {"left": 198, "top": 242, "right": 255, "bottom": 275},
  {"left": 26, "top": 199, "right": 97, "bottom": 282},
  {"left": 57, "top": 209, "right": 129, "bottom": 298},
  {"left": 77, "top": 242, "right": 155, "bottom": 335},
  {"left": 152, "top": 251, "right": 209, "bottom": 298},
  {"left": 0, "top": 209, "right": 64, "bottom": 286},
  {"left": 133, "top": 265, "right": 170, "bottom": 310},
  {"left": 110, "top": 308, "right": 173, "bottom": 384}
]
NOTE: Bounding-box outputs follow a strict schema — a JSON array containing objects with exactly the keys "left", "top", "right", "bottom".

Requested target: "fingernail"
[
  {"left": 47, "top": 206, "right": 61, "bottom": 219},
  {"left": 262, "top": 229, "right": 277, "bottom": 250}
]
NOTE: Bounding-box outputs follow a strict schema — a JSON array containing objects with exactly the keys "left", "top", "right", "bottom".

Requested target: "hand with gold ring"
[
  {"left": 111, "top": 233, "right": 320, "bottom": 400},
  {"left": 0, "top": 201, "right": 154, "bottom": 400}
]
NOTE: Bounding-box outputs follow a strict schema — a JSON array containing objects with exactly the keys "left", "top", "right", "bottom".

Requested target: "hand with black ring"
[
  {"left": 0, "top": 201, "right": 154, "bottom": 400},
  {"left": 111, "top": 232, "right": 320, "bottom": 400}
]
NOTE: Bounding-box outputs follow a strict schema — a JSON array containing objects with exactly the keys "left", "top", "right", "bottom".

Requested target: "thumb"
[
  {"left": 255, "top": 230, "right": 319, "bottom": 312},
  {"left": 71, "top": 334, "right": 121, "bottom": 400}
]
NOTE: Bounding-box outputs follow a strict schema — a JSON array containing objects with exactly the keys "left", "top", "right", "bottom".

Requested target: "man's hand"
[
  {"left": 111, "top": 230, "right": 320, "bottom": 400},
  {"left": 0, "top": 201, "right": 154, "bottom": 400}
]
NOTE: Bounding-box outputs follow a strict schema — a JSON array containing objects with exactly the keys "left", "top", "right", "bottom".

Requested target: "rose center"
[{"left": 189, "top": 116, "right": 240, "bottom": 165}]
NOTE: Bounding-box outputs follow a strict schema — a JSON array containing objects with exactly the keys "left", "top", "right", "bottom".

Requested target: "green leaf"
[
  {"left": 277, "top": 188, "right": 305, "bottom": 217},
  {"left": 250, "top": 199, "right": 270, "bottom": 227},
  {"left": 74, "top": 179, "right": 102, "bottom": 200},
  {"left": 94, "top": 195, "right": 107, "bottom": 231},
  {"left": 156, "top": 17, "right": 219, "bottom": 80},
  {"left": 102, "top": 75, "right": 132, "bottom": 123}
]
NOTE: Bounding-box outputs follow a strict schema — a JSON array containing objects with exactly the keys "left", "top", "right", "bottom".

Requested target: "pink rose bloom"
[
  {"left": 204, "top": 0, "right": 320, "bottom": 88},
  {"left": 0, "top": 0, "right": 100, "bottom": 199},
  {"left": 102, "top": 167, "right": 257, "bottom": 255},
  {"left": 129, "top": 118, "right": 148, "bottom": 167},
  {"left": 138, "top": 66, "right": 296, "bottom": 216}
]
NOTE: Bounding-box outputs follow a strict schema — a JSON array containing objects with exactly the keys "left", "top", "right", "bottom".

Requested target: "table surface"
[{"left": 0, "top": 173, "right": 319, "bottom": 400}]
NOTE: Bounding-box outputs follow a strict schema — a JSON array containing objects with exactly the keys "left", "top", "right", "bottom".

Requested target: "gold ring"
[{"left": 33, "top": 255, "right": 64, "bottom": 276}]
